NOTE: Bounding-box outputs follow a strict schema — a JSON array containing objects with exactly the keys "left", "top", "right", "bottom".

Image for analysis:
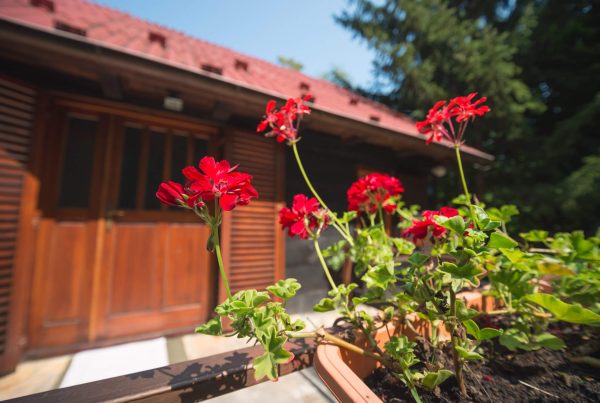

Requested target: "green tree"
[
  {"left": 337, "top": 0, "right": 600, "bottom": 233},
  {"left": 277, "top": 56, "right": 304, "bottom": 71}
]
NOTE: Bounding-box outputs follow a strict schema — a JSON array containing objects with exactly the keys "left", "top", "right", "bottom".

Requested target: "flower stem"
[
  {"left": 292, "top": 142, "right": 353, "bottom": 245},
  {"left": 449, "top": 288, "right": 467, "bottom": 397},
  {"left": 212, "top": 210, "right": 232, "bottom": 299},
  {"left": 454, "top": 145, "right": 477, "bottom": 227},
  {"left": 286, "top": 329, "right": 390, "bottom": 367},
  {"left": 314, "top": 238, "right": 338, "bottom": 291}
]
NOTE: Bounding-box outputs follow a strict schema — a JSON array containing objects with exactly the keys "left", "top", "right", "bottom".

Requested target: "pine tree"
[{"left": 337, "top": 0, "right": 600, "bottom": 233}]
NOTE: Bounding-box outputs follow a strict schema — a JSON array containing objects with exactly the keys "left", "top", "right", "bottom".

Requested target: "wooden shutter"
[
  {"left": 0, "top": 77, "right": 36, "bottom": 373},
  {"left": 220, "top": 130, "right": 284, "bottom": 299}
]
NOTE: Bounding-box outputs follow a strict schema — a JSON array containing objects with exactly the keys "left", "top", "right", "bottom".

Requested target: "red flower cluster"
[
  {"left": 157, "top": 157, "right": 258, "bottom": 212},
  {"left": 403, "top": 207, "right": 460, "bottom": 242},
  {"left": 347, "top": 173, "right": 404, "bottom": 214},
  {"left": 416, "top": 93, "right": 490, "bottom": 145},
  {"left": 156, "top": 180, "right": 204, "bottom": 208},
  {"left": 256, "top": 95, "right": 312, "bottom": 144},
  {"left": 279, "top": 194, "right": 329, "bottom": 239}
]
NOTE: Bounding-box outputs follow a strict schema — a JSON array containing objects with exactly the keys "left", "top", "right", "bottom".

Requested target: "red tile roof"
[{"left": 0, "top": 0, "right": 491, "bottom": 160}]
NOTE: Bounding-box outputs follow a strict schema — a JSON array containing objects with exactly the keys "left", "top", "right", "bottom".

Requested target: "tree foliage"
[{"left": 336, "top": 0, "right": 600, "bottom": 233}]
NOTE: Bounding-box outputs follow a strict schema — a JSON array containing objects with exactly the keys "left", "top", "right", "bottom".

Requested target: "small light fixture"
[
  {"left": 431, "top": 165, "right": 447, "bottom": 178},
  {"left": 164, "top": 91, "right": 183, "bottom": 112}
]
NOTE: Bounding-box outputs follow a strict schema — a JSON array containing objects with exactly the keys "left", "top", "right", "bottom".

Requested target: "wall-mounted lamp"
[
  {"left": 164, "top": 91, "right": 183, "bottom": 112},
  {"left": 431, "top": 165, "right": 447, "bottom": 178}
]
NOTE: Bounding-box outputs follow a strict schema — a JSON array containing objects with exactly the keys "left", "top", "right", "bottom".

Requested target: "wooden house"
[{"left": 0, "top": 0, "right": 492, "bottom": 373}]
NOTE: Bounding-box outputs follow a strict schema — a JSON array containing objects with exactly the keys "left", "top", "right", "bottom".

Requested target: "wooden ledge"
[{"left": 8, "top": 338, "right": 316, "bottom": 403}]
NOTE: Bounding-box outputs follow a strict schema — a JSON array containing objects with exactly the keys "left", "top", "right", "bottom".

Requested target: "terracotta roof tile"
[{"left": 0, "top": 0, "right": 492, "bottom": 159}]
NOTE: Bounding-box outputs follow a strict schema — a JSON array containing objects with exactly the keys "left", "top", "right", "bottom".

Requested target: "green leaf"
[
  {"left": 536, "top": 259, "right": 575, "bottom": 276},
  {"left": 267, "top": 278, "right": 302, "bottom": 299},
  {"left": 499, "top": 329, "right": 532, "bottom": 351},
  {"left": 479, "top": 327, "right": 503, "bottom": 340},
  {"left": 520, "top": 230, "right": 549, "bottom": 242},
  {"left": 352, "top": 296, "right": 369, "bottom": 307},
  {"left": 195, "top": 317, "right": 222, "bottom": 335},
  {"left": 408, "top": 253, "right": 429, "bottom": 267},
  {"left": 253, "top": 328, "right": 294, "bottom": 381},
  {"left": 488, "top": 232, "right": 519, "bottom": 249},
  {"left": 455, "top": 346, "right": 483, "bottom": 360},
  {"left": 500, "top": 248, "right": 524, "bottom": 263},
  {"left": 253, "top": 344, "right": 293, "bottom": 381},
  {"left": 438, "top": 215, "right": 467, "bottom": 235},
  {"left": 362, "top": 263, "right": 397, "bottom": 289},
  {"left": 534, "top": 332, "right": 565, "bottom": 350},
  {"left": 455, "top": 299, "right": 479, "bottom": 321},
  {"left": 524, "top": 293, "right": 600, "bottom": 325},
  {"left": 313, "top": 297, "right": 335, "bottom": 312},
  {"left": 421, "top": 370, "right": 453, "bottom": 391},
  {"left": 391, "top": 237, "right": 416, "bottom": 255},
  {"left": 463, "top": 319, "right": 480, "bottom": 339},
  {"left": 438, "top": 262, "right": 483, "bottom": 287}
]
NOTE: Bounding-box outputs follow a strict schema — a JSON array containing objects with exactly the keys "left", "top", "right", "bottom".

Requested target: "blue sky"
[{"left": 94, "top": 0, "right": 376, "bottom": 87}]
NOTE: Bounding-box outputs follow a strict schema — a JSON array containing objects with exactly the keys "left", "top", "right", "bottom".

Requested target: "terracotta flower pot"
[{"left": 314, "top": 290, "right": 498, "bottom": 403}]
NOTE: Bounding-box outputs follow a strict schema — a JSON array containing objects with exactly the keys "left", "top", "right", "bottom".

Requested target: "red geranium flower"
[
  {"left": 347, "top": 173, "right": 404, "bottom": 214},
  {"left": 257, "top": 94, "right": 312, "bottom": 144},
  {"left": 403, "top": 207, "right": 460, "bottom": 242},
  {"left": 183, "top": 157, "right": 258, "bottom": 211},
  {"left": 416, "top": 93, "right": 490, "bottom": 146},
  {"left": 156, "top": 181, "right": 205, "bottom": 208},
  {"left": 450, "top": 93, "right": 491, "bottom": 123},
  {"left": 416, "top": 100, "right": 452, "bottom": 145},
  {"left": 279, "top": 194, "right": 329, "bottom": 239}
]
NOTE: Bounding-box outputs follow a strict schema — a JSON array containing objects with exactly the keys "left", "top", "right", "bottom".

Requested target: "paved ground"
[{"left": 0, "top": 311, "right": 341, "bottom": 401}]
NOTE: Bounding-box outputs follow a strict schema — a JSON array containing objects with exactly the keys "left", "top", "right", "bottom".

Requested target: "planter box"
[{"left": 314, "top": 290, "right": 497, "bottom": 402}]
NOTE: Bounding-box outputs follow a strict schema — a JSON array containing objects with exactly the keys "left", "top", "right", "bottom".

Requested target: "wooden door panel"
[
  {"left": 163, "top": 224, "right": 209, "bottom": 308},
  {"left": 29, "top": 220, "right": 95, "bottom": 348},
  {"left": 107, "top": 224, "right": 161, "bottom": 315}
]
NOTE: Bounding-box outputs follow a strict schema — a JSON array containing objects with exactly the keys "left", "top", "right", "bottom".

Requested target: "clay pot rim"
[{"left": 313, "top": 289, "right": 496, "bottom": 403}]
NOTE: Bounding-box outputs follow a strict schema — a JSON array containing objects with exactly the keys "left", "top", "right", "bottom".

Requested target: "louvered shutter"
[
  {"left": 220, "top": 130, "right": 284, "bottom": 299},
  {"left": 0, "top": 77, "right": 36, "bottom": 373}
]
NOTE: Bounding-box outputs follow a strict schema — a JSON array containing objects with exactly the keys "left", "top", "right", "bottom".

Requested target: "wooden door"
[
  {"left": 94, "top": 119, "right": 214, "bottom": 340},
  {"left": 29, "top": 108, "right": 107, "bottom": 349},
  {"left": 29, "top": 103, "right": 216, "bottom": 351}
]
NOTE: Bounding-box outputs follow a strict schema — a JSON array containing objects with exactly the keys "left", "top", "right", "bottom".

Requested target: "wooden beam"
[{"left": 6, "top": 338, "right": 316, "bottom": 403}]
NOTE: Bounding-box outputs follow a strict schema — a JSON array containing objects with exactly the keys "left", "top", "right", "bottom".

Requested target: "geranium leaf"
[
  {"left": 253, "top": 329, "right": 294, "bottom": 381},
  {"left": 463, "top": 319, "right": 480, "bottom": 339},
  {"left": 520, "top": 230, "right": 549, "bottom": 242},
  {"left": 195, "top": 317, "right": 222, "bottom": 335},
  {"left": 478, "top": 328, "right": 503, "bottom": 340},
  {"left": 313, "top": 297, "right": 335, "bottom": 312},
  {"left": 524, "top": 293, "right": 600, "bottom": 325},
  {"left": 488, "top": 232, "right": 518, "bottom": 249},
  {"left": 455, "top": 346, "right": 483, "bottom": 360},
  {"left": 536, "top": 259, "right": 575, "bottom": 276},
  {"left": 421, "top": 370, "right": 453, "bottom": 391},
  {"left": 267, "top": 278, "right": 302, "bottom": 299},
  {"left": 534, "top": 332, "right": 565, "bottom": 350},
  {"left": 439, "top": 262, "right": 483, "bottom": 287}
]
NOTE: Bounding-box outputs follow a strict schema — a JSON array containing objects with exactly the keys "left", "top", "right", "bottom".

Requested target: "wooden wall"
[
  {"left": 0, "top": 76, "right": 37, "bottom": 373},
  {"left": 220, "top": 130, "right": 285, "bottom": 300}
]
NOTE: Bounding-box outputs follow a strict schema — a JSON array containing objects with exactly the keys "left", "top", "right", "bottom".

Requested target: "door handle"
[{"left": 105, "top": 209, "right": 125, "bottom": 231}]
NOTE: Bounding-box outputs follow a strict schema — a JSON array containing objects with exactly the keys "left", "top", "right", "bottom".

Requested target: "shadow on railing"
[{"left": 8, "top": 339, "right": 316, "bottom": 403}]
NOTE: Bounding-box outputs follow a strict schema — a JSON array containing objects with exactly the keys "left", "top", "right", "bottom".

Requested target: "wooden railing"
[{"left": 7, "top": 339, "right": 316, "bottom": 402}]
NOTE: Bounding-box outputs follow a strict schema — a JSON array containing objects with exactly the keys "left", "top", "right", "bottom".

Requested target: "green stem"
[
  {"left": 454, "top": 145, "right": 477, "bottom": 227},
  {"left": 286, "top": 329, "right": 390, "bottom": 366},
  {"left": 293, "top": 142, "right": 353, "bottom": 245},
  {"left": 212, "top": 208, "right": 232, "bottom": 299},
  {"left": 449, "top": 288, "right": 467, "bottom": 397},
  {"left": 314, "top": 238, "right": 338, "bottom": 291}
]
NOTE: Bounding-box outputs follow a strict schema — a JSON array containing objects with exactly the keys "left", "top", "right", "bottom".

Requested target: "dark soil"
[{"left": 364, "top": 321, "right": 600, "bottom": 402}]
